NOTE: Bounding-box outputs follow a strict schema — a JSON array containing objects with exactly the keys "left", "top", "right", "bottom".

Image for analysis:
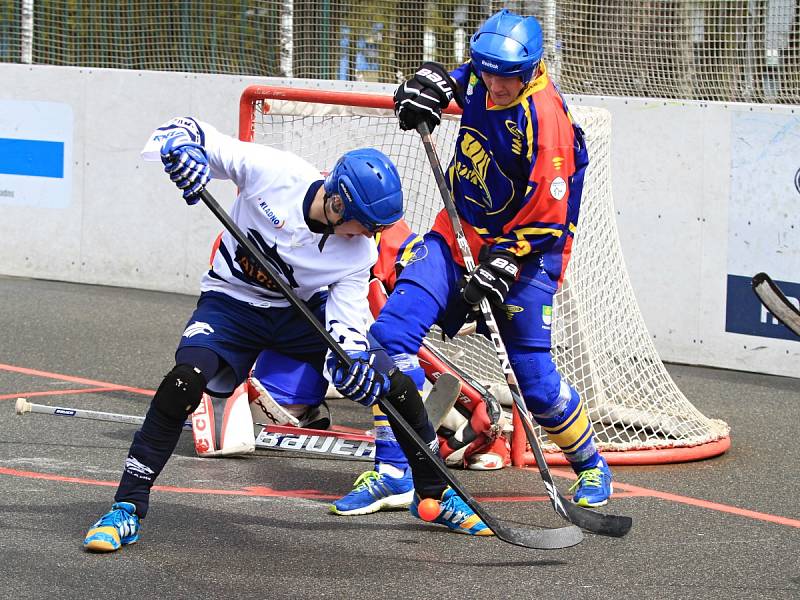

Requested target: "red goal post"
[{"left": 239, "top": 84, "right": 731, "bottom": 466}]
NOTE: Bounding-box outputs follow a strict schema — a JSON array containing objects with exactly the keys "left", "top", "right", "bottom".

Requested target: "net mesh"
[
  {"left": 3, "top": 1, "right": 798, "bottom": 104},
  {"left": 243, "top": 87, "right": 730, "bottom": 456}
]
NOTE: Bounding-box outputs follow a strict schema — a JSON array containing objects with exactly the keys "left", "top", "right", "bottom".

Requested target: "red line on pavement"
[
  {"left": 2, "top": 362, "right": 798, "bottom": 529},
  {"left": 0, "top": 467, "right": 336, "bottom": 499},
  {"left": 0, "top": 387, "right": 128, "bottom": 401},
  {"left": 611, "top": 480, "right": 800, "bottom": 528},
  {"left": 0, "top": 363, "right": 154, "bottom": 395},
  {"left": 0, "top": 466, "right": 797, "bottom": 528}
]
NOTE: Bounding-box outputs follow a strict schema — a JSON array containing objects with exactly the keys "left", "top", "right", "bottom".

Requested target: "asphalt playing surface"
[{"left": 1, "top": 275, "right": 798, "bottom": 599}]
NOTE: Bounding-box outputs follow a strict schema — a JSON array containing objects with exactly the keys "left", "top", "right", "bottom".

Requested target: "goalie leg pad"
[
  {"left": 438, "top": 401, "right": 509, "bottom": 469},
  {"left": 192, "top": 383, "right": 255, "bottom": 457},
  {"left": 248, "top": 376, "right": 300, "bottom": 427},
  {"left": 153, "top": 364, "right": 206, "bottom": 422}
]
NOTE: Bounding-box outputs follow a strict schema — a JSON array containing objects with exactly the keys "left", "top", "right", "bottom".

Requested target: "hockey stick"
[
  {"left": 14, "top": 397, "right": 376, "bottom": 461},
  {"left": 196, "top": 188, "right": 582, "bottom": 549},
  {"left": 752, "top": 272, "right": 800, "bottom": 337},
  {"left": 416, "top": 122, "right": 632, "bottom": 538}
]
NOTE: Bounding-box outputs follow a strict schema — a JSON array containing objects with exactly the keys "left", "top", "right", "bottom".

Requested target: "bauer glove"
[
  {"left": 394, "top": 62, "right": 457, "bottom": 132},
  {"left": 327, "top": 351, "right": 390, "bottom": 407},
  {"left": 160, "top": 138, "right": 210, "bottom": 205},
  {"left": 461, "top": 247, "right": 520, "bottom": 307}
]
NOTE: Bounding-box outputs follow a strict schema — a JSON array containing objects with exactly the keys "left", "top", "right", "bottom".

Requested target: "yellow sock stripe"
[
  {"left": 559, "top": 424, "right": 594, "bottom": 456},
  {"left": 372, "top": 404, "right": 390, "bottom": 428},
  {"left": 542, "top": 401, "right": 591, "bottom": 451}
]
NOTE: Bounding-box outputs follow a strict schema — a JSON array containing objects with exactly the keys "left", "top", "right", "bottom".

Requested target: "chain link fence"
[{"left": 1, "top": 1, "right": 798, "bottom": 103}]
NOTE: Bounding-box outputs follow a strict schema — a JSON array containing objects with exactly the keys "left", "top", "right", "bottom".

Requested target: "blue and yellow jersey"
[{"left": 431, "top": 62, "right": 589, "bottom": 284}]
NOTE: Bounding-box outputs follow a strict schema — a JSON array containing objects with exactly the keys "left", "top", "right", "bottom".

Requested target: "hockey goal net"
[{"left": 239, "top": 85, "right": 730, "bottom": 466}]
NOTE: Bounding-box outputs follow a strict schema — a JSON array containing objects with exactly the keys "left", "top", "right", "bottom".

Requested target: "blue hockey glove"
[
  {"left": 461, "top": 248, "right": 520, "bottom": 307},
  {"left": 160, "top": 137, "right": 210, "bottom": 205},
  {"left": 394, "top": 62, "right": 457, "bottom": 132},
  {"left": 327, "top": 351, "right": 390, "bottom": 407}
]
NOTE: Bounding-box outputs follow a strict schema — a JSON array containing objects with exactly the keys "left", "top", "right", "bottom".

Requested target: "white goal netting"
[{"left": 241, "top": 86, "right": 730, "bottom": 464}]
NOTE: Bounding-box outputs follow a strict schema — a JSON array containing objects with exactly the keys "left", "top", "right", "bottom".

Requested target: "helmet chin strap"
[{"left": 321, "top": 193, "right": 345, "bottom": 234}]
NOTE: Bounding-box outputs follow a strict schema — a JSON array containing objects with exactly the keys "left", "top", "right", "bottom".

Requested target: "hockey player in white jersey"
[{"left": 83, "top": 116, "right": 408, "bottom": 552}]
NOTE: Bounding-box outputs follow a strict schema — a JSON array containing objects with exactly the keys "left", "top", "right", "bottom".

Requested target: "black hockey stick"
[
  {"left": 416, "top": 123, "right": 632, "bottom": 538},
  {"left": 197, "top": 188, "right": 582, "bottom": 550},
  {"left": 752, "top": 272, "right": 800, "bottom": 337}
]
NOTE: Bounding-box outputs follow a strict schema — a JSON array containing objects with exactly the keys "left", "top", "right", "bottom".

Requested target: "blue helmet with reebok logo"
[
  {"left": 469, "top": 9, "right": 543, "bottom": 84},
  {"left": 324, "top": 148, "right": 404, "bottom": 232}
]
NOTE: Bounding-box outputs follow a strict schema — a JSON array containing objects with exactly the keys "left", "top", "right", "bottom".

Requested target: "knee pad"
[
  {"left": 153, "top": 364, "right": 206, "bottom": 422},
  {"left": 510, "top": 347, "right": 597, "bottom": 467},
  {"left": 509, "top": 347, "right": 565, "bottom": 416}
]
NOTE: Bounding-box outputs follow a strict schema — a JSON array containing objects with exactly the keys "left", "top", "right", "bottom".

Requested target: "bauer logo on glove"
[
  {"left": 394, "top": 62, "right": 460, "bottom": 133},
  {"left": 461, "top": 248, "right": 520, "bottom": 307}
]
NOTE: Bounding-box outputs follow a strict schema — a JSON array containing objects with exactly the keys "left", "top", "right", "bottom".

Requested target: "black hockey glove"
[
  {"left": 461, "top": 248, "right": 520, "bottom": 307},
  {"left": 394, "top": 62, "right": 457, "bottom": 132}
]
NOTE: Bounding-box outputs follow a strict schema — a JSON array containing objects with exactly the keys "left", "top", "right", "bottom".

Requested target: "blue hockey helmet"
[
  {"left": 323, "top": 148, "right": 404, "bottom": 232},
  {"left": 470, "top": 9, "right": 544, "bottom": 84}
]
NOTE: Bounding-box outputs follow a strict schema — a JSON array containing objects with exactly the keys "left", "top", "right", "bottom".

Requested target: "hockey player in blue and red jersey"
[
  {"left": 330, "top": 219, "right": 510, "bottom": 517},
  {"left": 331, "top": 9, "right": 613, "bottom": 535}
]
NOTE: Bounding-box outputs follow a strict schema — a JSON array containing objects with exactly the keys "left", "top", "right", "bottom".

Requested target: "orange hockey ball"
[{"left": 417, "top": 498, "right": 441, "bottom": 522}]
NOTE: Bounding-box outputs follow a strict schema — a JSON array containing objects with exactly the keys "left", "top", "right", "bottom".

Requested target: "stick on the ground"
[
  {"left": 416, "top": 122, "right": 631, "bottom": 538},
  {"left": 15, "top": 373, "right": 461, "bottom": 464},
  {"left": 14, "top": 397, "right": 375, "bottom": 460},
  {"left": 195, "top": 188, "right": 582, "bottom": 550}
]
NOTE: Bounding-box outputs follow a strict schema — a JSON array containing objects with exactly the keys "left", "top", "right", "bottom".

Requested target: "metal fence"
[{"left": 2, "top": 1, "right": 798, "bottom": 103}]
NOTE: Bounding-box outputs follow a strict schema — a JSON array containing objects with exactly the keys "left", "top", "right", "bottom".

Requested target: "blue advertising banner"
[
  {"left": 0, "top": 100, "right": 73, "bottom": 208},
  {"left": 0, "top": 138, "right": 64, "bottom": 178},
  {"left": 726, "top": 274, "right": 800, "bottom": 341}
]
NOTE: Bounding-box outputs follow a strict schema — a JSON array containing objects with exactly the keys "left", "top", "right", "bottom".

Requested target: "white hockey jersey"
[{"left": 142, "top": 118, "right": 377, "bottom": 354}]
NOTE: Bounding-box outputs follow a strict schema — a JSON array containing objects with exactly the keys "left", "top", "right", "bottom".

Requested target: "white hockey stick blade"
[
  {"left": 752, "top": 272, "right": 800, "bottom": 337},
  {"left": 254, "top": 374, "right": 461, "bottom": 462},
  {"left": 423, "top": 373, "right": 462, "bottom": 429}
]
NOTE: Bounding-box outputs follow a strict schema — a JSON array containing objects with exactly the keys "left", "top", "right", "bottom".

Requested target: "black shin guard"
[{"left": 382, "top": 370, "right": 447, "bottom": 498}]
